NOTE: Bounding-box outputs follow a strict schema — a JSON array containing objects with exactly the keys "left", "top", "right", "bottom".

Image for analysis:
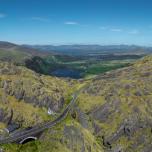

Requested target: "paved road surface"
[{"left": 0, "top": 86, "right": 84, "bottom": 144}]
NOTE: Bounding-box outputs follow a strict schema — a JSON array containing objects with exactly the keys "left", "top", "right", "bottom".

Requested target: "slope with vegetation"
[
  {"left": 0, "top": 61, "right": 103, "bottom": 152},
  {"left": 0, "top": 41, "right": 54, "bottom": 63},
  {"left": 78, "top": 55, "right": 152, "bottom": 151},
  {"left": 0, "top": 62, "right": 79, "bottom": 128},
  {"left": 1, "top": 52, "right": 152, "bottom": 151}
]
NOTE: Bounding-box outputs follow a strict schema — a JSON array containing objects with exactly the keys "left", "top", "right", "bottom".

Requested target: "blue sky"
[{"left": 0, "top": 0, "right": 152, "bottom": 45}]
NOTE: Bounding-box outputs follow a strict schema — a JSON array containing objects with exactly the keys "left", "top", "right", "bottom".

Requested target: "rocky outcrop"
[
  {"left": 0, "top": 79, "right": 65, "bottom": 112},
  {"left": 63, "top": 126, "right": 86, "bottom": 151},
  {"left": 71, "top": 107, "right": 90, "bottom": 129},
  {"left": 0, "top": 62, "right": 75, "bottom": 112},
  {"left": 77, "top": 56, "right": 152, "bottom": 151},
  {"left": 0, "top": 62, "right": 79, "bottom": 129},
  {"left": 0, "top": 108, "right": 13, "bottom": 124}
]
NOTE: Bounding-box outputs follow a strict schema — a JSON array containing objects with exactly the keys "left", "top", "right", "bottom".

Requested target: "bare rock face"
[
  {"left": 0, "top": 108, "right": 12, "bottom": 124},
  {"left": 91, "top": 102, "right": 114, "bottom": 122},
  {"left": 77, "top": 56, "right": 152, "bottom": 151},
  {"left": 72, "top": 107, "right": 90, "bottom": 129},
  {"left": 63, "top": 126, "right": 85, "bottom": 152},
  {"left": 0, "top": 62, "right": 74, "bottom": 112},
  {"left": 0, "top": 108, "right": 6, "bottom": 122},
  {"left": 0, "top": 79, "right": 64, "bottom": 112},
  {"left": 0, "top": 62, "right": 79, "bottom": 129}
]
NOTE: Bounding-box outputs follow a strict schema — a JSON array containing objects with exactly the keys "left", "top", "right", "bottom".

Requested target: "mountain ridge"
[
  {"left": 0, "top": 41, "right": 55, "bottom": 63},
  {"left": 25, "top": 44, "right": 152, "bottom": 56}
]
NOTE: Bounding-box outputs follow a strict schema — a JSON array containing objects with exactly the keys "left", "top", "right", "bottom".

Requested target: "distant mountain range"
[
  {"left": 0, "top": 41, "right": 55, "bottom": 63},
  {"left": 0, "top": 41, "right": 152, "bottom": 63},
  {"left": 24, "top": 44, "right": 152, "bottom": 56}
]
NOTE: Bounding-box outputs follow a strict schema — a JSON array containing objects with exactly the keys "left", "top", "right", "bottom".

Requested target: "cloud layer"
[
  {"left": 110, "top": 28, "right": 123, "bottom": 32},
  {"left": 64, "top": 21, "right": 78, "bottom": 25}
]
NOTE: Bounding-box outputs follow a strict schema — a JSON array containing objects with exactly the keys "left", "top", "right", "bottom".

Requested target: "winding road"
[{"left": 0, "top": 86, "right": 84, "bottom": 144}]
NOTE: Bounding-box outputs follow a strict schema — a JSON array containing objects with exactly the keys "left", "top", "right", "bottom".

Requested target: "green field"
[
  {"left": 54, "top": 56, "right": 135, "bottom": 75},
  {"left": 25, "top": 55, "right": 137, "bottom": 79}
]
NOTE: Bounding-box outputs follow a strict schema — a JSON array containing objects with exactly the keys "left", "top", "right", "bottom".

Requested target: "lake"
[{"left": 51, "top": 69, "right": 82, "bottom": 79}]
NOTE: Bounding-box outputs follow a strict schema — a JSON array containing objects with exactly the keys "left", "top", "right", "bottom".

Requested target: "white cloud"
[
  {"left": 64, "top": 21, "right": 78, "bottom": 25},
  {"left": 128, "top": 29, "right": 139, "bottom": 34},
  {"left": 31, "top": 17, "right": 50, "bottom": 22},
  {"left": 110, "top": 28, "right": 123, "bottom": 32},
  {"left": 0, "top": 13, "right": 6, "bottom": 18}
]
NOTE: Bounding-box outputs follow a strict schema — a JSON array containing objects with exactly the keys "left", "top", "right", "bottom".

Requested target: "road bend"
[{"left": 0, "top": 84, "right": 86, "bottom": 144}]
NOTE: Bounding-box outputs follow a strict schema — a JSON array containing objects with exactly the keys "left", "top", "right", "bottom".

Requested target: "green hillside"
[
  {"left": 0, "top": 41, "right": 53, "bottom": 63},
  {"left": 1, "top": 56, "right": 152, "bottom": 151},
  {"left": 78, "top": 55, "right": 152, "bottom": 151}
]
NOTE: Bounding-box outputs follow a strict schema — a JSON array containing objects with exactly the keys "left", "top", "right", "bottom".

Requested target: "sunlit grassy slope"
[
  {"left": 0, "top": 62, "right": 80, "bottom": 127},
  {"left": 0, "top": 49, "right": 30, "bottom": 63},
  {"left": 1, "top": 55, "right": 152, "bottom": 151},
  {"left": 77, "top": 55, "right": 152, "bottom": 151}
]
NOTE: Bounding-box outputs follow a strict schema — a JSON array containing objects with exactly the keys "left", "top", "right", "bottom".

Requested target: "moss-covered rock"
[
  {"left": 2, "top": 55, "right": 152, "bottom": 151},
  {"left": 0, "top": 62, "right": 79, "bottom": 127},
  {"left": 78, "top": 55, "right": 152, "bottom": 151}
]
